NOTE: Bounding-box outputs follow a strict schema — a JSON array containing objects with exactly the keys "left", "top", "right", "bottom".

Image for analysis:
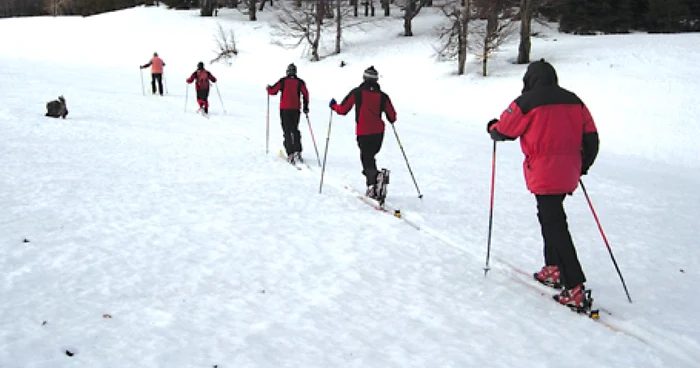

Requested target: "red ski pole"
[{"left": 579, "top": 179, "right": 633, "bottom": 303}]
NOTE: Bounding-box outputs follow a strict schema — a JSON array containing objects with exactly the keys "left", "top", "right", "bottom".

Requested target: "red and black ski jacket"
[
  {"left": 332, "top": 82, "right": 397, "bottom": 136},
  {"left": 267, "top": 76, "right": 309, "bottom": 111},
  {"left": 186, "top": 69, "right": 217, "bottom": 91},
  {"left": 489, "top": 60, "right": 599, "bottom": 195}
]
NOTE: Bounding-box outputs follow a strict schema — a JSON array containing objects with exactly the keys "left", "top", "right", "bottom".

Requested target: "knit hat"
[
  {"left": 363, "top": 66, "right": 379, "bottom": 82},
  {"left": 197, "top": 61, "right": 204, "bottom": 70},
  {"left": 286, "top": 63, "right": 297, "bottom": 76}
]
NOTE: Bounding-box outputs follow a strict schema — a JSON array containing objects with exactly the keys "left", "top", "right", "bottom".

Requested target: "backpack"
[{"left": 196, "top": 70, "right": 209, "bottom": 88}]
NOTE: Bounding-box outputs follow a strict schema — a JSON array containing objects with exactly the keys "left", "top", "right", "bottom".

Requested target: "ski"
[
  {"left": 497, "top": 257, "right": 613, "bottom": 317},
  {"left": 277, "top": 150, "right": 310, "bottom": 170},
  {"left": 343, "top": 185, "right": 420, "bottom": 230}
]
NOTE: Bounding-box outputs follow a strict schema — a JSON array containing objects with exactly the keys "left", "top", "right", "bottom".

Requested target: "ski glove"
[
  {"left": 303, "top": 106, "right": 309, "bottom": 114},
  {"left": 329, "top": 98, "right": 337, "bottom": 108},
  {"left": 581, "top": 161, "right": 590, "bottom": 176},
  {"left": 486, "top": 119, "right": 498, "bottom": 133}
]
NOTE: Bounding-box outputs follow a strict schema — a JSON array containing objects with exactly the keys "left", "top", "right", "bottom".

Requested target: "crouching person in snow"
[
  {"left": 186, "top": 62, "right": 217, "bottom": 115},
  {"left": 329, "top": 66, "right": 396, "bottom": 200},
  {"left": 46, "top": 95, "right": 68, "bottom": 119},
  {"left": 266, "top": 63, "right": 310, "bottom": 164},
  {"left": 487, "top": 59, "right": 600, "bottom": 309}
]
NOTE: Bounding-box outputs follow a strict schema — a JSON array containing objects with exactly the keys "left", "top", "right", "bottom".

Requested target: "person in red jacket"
[
  {"left": 186, "top": 62, "right": 217, "bottom": 114},
  {"left": 140, "top": 52, "right": 166, "bottom": 96},
  {"left": 487, "top": 59, "right": 599, "bottom": 310},
  {"left": 329, "top": 66, "right": 397, "bottom": 199},
  {"left": 266, "top": 64, "right": 310, "bottom": 164}
]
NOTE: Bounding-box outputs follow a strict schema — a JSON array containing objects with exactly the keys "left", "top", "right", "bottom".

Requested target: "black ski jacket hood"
[{"left": 522, "top": 59, "right": 559, "bottom": 93}]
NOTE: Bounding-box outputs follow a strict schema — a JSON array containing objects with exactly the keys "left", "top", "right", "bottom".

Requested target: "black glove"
[
  {"left": 486, "top": 119, "right": 498, "bottom": 133},
  {"left": 581, "top": 161, "right": 590, "bottom": 176},
  {"left": 303, "top": 106, "right": 309, "bottom": 114}
]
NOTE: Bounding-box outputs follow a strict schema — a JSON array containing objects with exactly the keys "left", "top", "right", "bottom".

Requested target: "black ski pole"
[
  {"left": 579, "top": 179, "right": 633, "bottom": 303},
  {"left": 215, "top": 83, "right": 227, "bottom": 114},
  {"left": 484, "top": 141, "right": 497, "bottom": 276},
  {"left": 305, "top": 113, "right": 322, "bottom": 167},
  {"left": 319, "top": 111, "right": 333, "bottom": 194},
  {"left": 390, "top": 123, "right": 423, "bottom": 199}
]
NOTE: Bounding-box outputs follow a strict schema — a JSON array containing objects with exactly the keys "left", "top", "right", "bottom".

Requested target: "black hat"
[
  {"left": 286, "top": 63, "right": 297, "bottom": 76},
  {"left": 363, "top": 66, "right": 379, "bottom": 82},
  {"left": 197, "top": 61, "right": 204, "bottom": 70},
  {"left": 522, "top": 58, "right": 558, "bottom": 93},
  {"left": 154, "top": 52, "right": 158, "bottom": 56}
]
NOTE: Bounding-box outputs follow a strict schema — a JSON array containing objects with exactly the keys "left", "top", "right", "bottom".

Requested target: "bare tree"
[
  {"left": 201, "top": 0, "right": 214, "bottom": 16},
  {"left": 517, "top": 0, "right": 533, "bottom": 63},
  {"left": 274, "top": 0, "right": 325, "bottom": 61},
  {"left": 436, "top": 0, "right": 472, "bottom": 75},
  {"left": 471, "top": 0, "right": 516, "bottom": 76},
  {"left": 211, "top": 23, "right": 239, "bottom": 65},
  {"left": 381, "top": 0, "right": 389, "bottom": 16},
  {"left": 248, "top": 0, "right": 257, "bottom": 20},
  {"left": 402, "top": 0, "right": 429, "bottom": 36},
  {"left": 43, "top": 0, "right": 68, "bottom": 16},
  {"left": 335, "top": 0, "right": 341, "bottom": 53}
]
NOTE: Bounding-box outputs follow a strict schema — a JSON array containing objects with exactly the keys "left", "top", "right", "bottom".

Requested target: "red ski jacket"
[
  {"left": 186, "top": 69, "right": 217, "bottom": 91},
  {"left": 490, "top": 61, "right": 599, "bottom": 195},
  {"left": 332, "top": 82, "right": 397, "bottom": 136},
  {"left": 267, "top": 76, "right": 309, "bottom": 111}
]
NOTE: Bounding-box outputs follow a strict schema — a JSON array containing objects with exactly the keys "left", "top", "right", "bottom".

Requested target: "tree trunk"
[
  {"left": 200, "top": 0, "right": 213, "bottom": 16},
  {"left": 335, "top": 0, "right": 341, "bottom": 54},
  {"left": 248, "top": 0, "right": 257, "bottom": 20},
  {"left": 517, "top": 0, "right": 532, "bottom": 64},
  {"left": 311, "top": 0, "right": 322, "bottom": 60},
  {"left": 457, "top": 2, "right": 470, "bottom": 75},
  {"left": 403, "top": 0, "right": 413, "bottom": 36},
  {"left": 483, "top": 3, "right": 498, "bottom": 76},
  {"left": 381, "top": 0, "right": 389, "bottom": 16}
]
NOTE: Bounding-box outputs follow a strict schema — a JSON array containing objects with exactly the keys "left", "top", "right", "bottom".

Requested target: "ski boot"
[
  {"left": 375, "top": 168, "right": 390, "bottom": 206},
  {"left": 366, "top": 185, "right": 378, "bottom": 200},
  {"left": 534, "top": 265, "right": 562, "bottom": 289},
  {"left": 553, "top": 284, "right": 598, "bottom": 318}
]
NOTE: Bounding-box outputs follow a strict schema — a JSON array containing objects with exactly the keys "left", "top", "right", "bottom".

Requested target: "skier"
[
  {"left": 487, "top": 59, "right": 600, "bottom": 309},
  {"left": 266, "top": 63, "right": 310, "bottom": 164},
  {"left": 140, "top": 52, "right": 166, "bottom": 96},
  {"left": 329, "top": 66, "right": 397, "bottom": 201},
  {"left": 186, "top": 62, "right": 217, "bottom": 115}
]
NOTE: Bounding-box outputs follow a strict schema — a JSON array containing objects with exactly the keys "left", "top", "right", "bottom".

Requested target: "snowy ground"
[{"left": 1, "top": 5, "right": 699, "bottom": 368}]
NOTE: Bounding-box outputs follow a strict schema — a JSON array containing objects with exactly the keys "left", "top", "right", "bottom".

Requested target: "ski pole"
[
  {"left": 266, "top": 94, "right": 270, "bottom": 155},
  {"left": 215, "top": 83, "right": 226, "bottom": 114},
  {"left": 140, "top": 68, "right": 145, "bottom": 96},
  {"left": 184, "top": 84, "right": 189, "bottom": 112},
  {"left": 163, "top": 74, "right": 168, "bottom": 95},
  {"left": 319, "top": 110, "right": 334, "bottom": 194},
  {"left": 305, "top": 113, "right": 321, "bottom": 167},
  {"left": 390, "top": 123, "right": 423, "bottom": 199},
  {"left": 484, "top": 141, "right": 497, "bottom": 276},
  {"left": 579, "top": 179, "right": 633, "bottom": 303}
]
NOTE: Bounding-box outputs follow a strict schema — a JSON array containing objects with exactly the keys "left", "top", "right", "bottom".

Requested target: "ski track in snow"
[{"left": 1, "top": 5, "right": 699, "bottom": 368}]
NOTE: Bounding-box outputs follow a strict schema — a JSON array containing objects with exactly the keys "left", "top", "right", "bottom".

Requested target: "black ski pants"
[
  {"left": 356, "top": 133, "right": 384, "bottom": 186},
  {"left": 280, "top": 109, "right": 302, "bottom": 156},
  {"left": 151, "top": 73, "right": 163, "bottom": 95},
  {"left": 536, "top": 194, "right": 586, "bottom": 289}
]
